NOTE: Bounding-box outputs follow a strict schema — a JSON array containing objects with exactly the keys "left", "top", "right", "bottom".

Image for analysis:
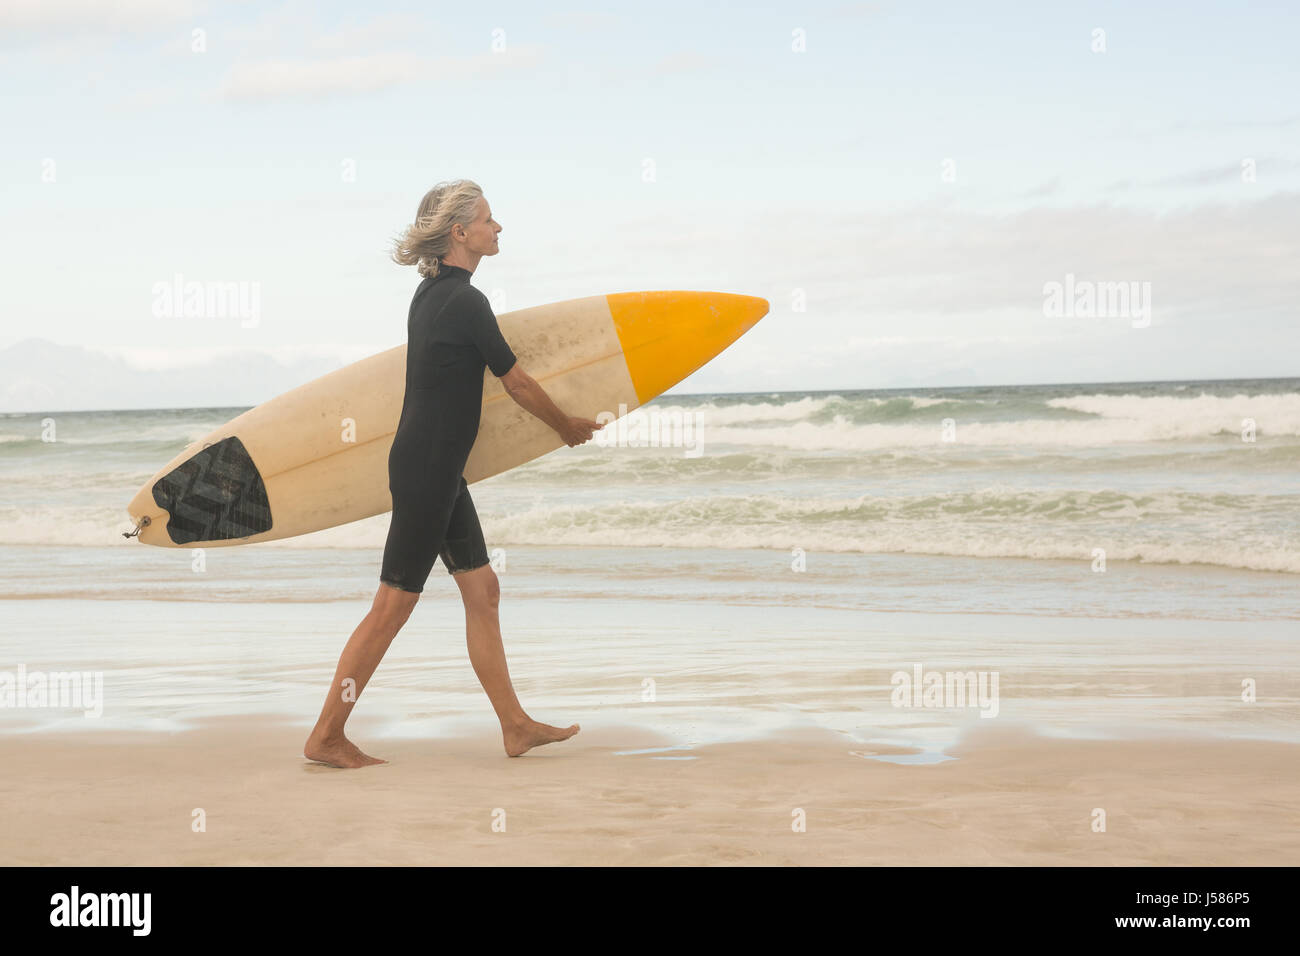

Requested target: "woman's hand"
[{"left": 559, "top": 415, "right": 603, "bottom": 447}]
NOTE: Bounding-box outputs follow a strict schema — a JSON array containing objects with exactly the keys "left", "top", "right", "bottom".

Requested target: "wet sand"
[{"left": 4, "top": 715, "right": 1297, "bottom": 866}]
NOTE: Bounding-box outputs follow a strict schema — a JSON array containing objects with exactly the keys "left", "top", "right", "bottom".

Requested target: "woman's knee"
[
  {"left": 456, "top": 565, "right": 499, "bottom": 610},
  {"left": 374, "top": 583, "right": 420, "bottom": 626}
]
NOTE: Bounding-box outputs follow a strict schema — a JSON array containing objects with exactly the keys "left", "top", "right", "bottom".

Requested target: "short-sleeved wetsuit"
[{"left": 379, "top": 262, "right": 517, "bottom": 592}]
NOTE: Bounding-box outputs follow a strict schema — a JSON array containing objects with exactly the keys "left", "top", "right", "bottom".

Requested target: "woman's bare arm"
[{"left": 499, "top": 363, "right": 602, "bottom": 446}]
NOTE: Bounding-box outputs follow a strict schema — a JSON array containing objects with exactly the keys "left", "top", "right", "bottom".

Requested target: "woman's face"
[{"left": 457, "top": 197, "right": 502, "bottom": 257}]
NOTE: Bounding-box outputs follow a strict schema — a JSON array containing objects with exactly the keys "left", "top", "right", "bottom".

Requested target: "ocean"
[{"left": 1, "top": 378, "right": 1297, "bottom": 745}]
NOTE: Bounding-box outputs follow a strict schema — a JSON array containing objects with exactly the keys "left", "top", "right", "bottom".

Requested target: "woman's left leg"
[{"left": 451, "top": 564, "right": 580, "bottom": 757}]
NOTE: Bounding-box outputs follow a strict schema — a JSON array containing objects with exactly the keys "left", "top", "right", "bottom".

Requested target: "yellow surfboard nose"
[{"left": 606, "top": 291, "right": 769, "bottom": 404}]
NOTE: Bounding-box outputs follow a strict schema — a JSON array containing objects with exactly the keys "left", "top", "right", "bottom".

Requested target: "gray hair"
[{"left": 391, "top": 179, "right": 483, "bottom": 278}]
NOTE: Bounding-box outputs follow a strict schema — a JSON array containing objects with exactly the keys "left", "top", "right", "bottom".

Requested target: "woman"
[{"left": 304, "top": 180, "right": 601, "bottom": 768}]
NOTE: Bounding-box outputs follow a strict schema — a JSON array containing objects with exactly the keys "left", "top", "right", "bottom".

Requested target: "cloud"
[
  {"left": 108, "top": 85, "right": 187, "bottom": 112},
  {"left": 220, "top": 45, "right": 545, "bottom": 101},
  {"left": 652, "top": 51, "right": 715, "bottom": 74},
  {"left": 1108, "top": 157, "right": 1300, "bottom": 191},
  {"left": 221, "top": 52, "right": 425, "bottom": 99},
  {"left": 0, "top": 0, "right": 201, "bottom": 33},
  {"left": 309, "top": 13, "right": 429, "bottom": 54},
  {"left": 829, "top": 2, "right": 891, "bottom": 17},
  {"left": 1022, "top": 177, "right": 1062, "bottom": 198},
  {"left": 0, "top": 32, "right": 112, "bottom": 63},
  {"left": 544, "top": 11, "right": 620, "bottom": 32},
  {"left": 1159, "top": 163, "right": 1256, "bottom": 188},
  {"left": 1165, "top": 113, "right": 1300, "bottom": 133}
]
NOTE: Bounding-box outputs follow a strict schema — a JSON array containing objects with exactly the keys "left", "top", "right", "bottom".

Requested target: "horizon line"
[{"left": 6, "top": 374, "right": 1299, "bottom": 416}]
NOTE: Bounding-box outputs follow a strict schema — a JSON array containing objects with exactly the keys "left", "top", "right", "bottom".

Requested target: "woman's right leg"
[{"left": 303, "top": 582, "right": 420, "bottom": 768}]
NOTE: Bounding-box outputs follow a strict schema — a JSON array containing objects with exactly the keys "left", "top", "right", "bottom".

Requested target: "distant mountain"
[{"left": 0, "top": 339, "right": 368, "bottom": 413}]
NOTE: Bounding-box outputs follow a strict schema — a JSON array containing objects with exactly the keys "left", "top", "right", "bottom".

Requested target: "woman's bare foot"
[
  {"left": 303, "top": 731, "right": 387, "bottom": 768},
  {"left": 502, "top": 718, "right": 580, "bottom": 757}
]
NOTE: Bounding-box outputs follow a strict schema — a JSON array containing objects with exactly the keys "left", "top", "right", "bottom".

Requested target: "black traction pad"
[{"left": 151, "top": 435, "right": 272, "bottom": 544}]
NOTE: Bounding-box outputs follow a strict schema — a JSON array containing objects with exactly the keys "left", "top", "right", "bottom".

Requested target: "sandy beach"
[{"left": 4, "top": 716, "right": 1298, "bottom": 866}]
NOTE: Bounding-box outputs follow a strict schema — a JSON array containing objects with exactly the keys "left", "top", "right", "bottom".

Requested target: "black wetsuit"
[{"left": 380, "top": 263, "right": 517, "bottom": 592}]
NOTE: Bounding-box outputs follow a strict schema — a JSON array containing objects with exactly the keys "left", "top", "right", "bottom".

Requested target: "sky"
[{"left": 1, "top": 0, "right": 1298, "bottom": 410}]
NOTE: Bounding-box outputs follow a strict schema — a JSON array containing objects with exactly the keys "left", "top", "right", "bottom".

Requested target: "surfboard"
[{"left": 125, "top": 290, "right": 768, "bottom": 547}]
